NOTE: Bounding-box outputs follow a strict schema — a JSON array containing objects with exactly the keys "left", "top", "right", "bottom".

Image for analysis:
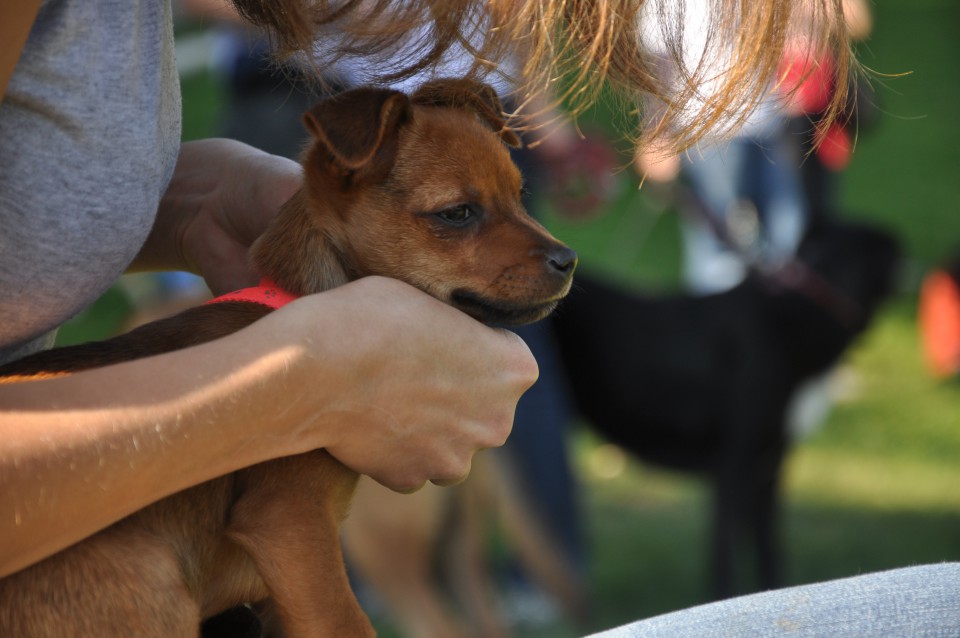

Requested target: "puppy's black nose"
[{"left": 546, "top": 245, "right": 578, "bottom": 276}]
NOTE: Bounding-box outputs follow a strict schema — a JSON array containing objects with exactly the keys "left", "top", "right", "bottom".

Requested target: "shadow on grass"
[
  {"left": 575, "top": 465, "right": 960, "bottom": 636},
  {"left": 785, "top": 502, "right": 960, "bottom": 589}
]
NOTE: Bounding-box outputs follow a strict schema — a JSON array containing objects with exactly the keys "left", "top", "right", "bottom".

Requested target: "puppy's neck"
[{"left": 250, "top": 190, "right": 353, "bottom": 296}]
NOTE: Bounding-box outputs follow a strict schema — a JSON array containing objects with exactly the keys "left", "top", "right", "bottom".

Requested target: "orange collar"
[{"left": 205, "top": 279, "right": 300, "bottom": 310}]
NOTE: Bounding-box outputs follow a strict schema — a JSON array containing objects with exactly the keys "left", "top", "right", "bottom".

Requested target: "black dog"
[{"left": 552, "top": 219, "right": 900, "bottom": 598}]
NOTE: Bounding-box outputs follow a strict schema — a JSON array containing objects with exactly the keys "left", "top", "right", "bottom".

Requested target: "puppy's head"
[{"left": 263, "top": 79, "right": 577, "bottom": 326}]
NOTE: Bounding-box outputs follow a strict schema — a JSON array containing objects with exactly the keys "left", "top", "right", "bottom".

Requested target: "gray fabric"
[
  {"left": 0, "top": 331, "right": 58, "bottom": 367},
  {"left": 587, "top": 563, "right": 960, "bottom": 638},
  {"left": 0, "top": 0, "right": 181, "bottom": 365}
]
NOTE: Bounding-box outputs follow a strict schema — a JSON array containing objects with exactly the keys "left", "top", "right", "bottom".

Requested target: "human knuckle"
[
  {"left": 385, "top": 471, "right": 425, "bottom": 494},
  {"left": 438, "top": 461, "right": 465, "bottom": 482},
  {"left": 482, "top": 415, "right": 513, "bottom": 448},
  {"left": 394, "top": 479, "right": 426, "bottom": 494}
]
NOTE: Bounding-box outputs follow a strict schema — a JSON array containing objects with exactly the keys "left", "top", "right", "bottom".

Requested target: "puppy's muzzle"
[
  {"left": 452, "top": 243, "right": 578, "bottom": 326},
  {"left": 545, "top": 245, "right": 578, "bottom": 279}
]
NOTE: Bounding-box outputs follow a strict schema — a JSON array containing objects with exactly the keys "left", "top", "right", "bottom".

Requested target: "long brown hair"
[{"left": 232, "top": 0, "right": 852, "bottom": 149}]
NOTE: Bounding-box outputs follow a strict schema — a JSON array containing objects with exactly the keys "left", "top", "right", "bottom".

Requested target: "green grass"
[
  {"left": 840, "top": 1, "right": 960, "bottom": 267},
  {"left": 55, "top": 3, "right": 960, "bottom": 634}
]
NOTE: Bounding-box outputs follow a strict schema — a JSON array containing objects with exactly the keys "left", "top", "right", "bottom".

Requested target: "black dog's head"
[{"left": 792, "top": 218, "right": 901, "bottom": 332}]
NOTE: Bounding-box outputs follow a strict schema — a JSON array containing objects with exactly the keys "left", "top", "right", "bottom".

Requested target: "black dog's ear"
[
  {"left": 412, "top": 78, "right": 522, "bottom": 148},
  {"left": 303, "top": 87, "right": 413, "bottom": 173}
]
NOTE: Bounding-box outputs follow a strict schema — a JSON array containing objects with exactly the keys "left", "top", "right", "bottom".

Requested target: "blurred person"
[
  {"left": 634, "top": 0, "right": 808, "bottom": 294},
  {"left": 630, "top": 0, "right": 850, "bottom": 456},
  {"left": 636, "top": 121, "right": 807, "bottom": 294},
  {"left": 781, "top": 0, "right": 877, "bottom": 220}
]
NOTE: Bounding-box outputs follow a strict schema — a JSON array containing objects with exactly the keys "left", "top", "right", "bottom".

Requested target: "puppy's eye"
[{"left": 435, "top": 205, "right": 480, "bottom": 227}]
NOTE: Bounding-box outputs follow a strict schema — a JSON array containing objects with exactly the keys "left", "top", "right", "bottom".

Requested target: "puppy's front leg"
[{"left": 226, "top": 450, "right": 374, "bottom": 638}]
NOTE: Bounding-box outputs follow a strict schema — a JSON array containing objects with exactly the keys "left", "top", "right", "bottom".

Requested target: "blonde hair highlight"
[{"left": 233, "top": 0, "right": 854, "bottom": 150}]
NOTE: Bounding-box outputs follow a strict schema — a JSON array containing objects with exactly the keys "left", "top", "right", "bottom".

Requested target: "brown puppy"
[{"left": 0, "top": 79, "right": 576, "bottom": 638}]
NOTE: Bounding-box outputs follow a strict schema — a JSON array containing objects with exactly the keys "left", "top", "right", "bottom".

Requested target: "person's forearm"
[
  {"left": 0, "top": 321, "right": 316, "bottom": 578},
  {"left": 0, "top": 278, "right": 536, "bottom": 579}
]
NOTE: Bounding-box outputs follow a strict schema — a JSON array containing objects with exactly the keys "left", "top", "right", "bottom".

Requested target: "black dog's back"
[
  {"left": 552, "top": 219, "right": 899, "bottom": 594},
  {"left": 554, "top": 279, "right": 763, "bottom": 468},
  {"left": 553, "top": 219, "right": 899, "bottom": 463}
]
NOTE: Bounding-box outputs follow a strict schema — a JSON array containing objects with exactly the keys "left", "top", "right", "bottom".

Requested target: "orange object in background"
[{"left": 919, "top": 269, "right": 960, "bottom": 378}]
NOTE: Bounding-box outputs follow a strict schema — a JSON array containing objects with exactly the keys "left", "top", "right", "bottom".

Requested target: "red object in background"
[
  {"left": 779, "top": 48, "right": 836, "bottom": 115},
  {"left": 544, "top": 135, "right": 619, "bottom": 219},
  {"left": 779, "top": 48, "right": 853, "bottom": 171},
  {"left": 816, "top": 122, "right": 853, "bottom": 171},
  {"left": 919, "top": 269, "right": 960, "bottom": 378}
]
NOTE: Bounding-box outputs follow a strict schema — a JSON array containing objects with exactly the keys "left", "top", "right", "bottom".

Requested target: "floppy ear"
[
  {"left": 412, "top": 78, "right": 522, "bottom": 148},
  {"left": 302, "top": 87, "right": 413, "bottom": 176}
]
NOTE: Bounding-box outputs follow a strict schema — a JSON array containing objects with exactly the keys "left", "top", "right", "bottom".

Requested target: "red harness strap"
[{"left": 205, "top": 279, "right": 300, "bottom": 310}]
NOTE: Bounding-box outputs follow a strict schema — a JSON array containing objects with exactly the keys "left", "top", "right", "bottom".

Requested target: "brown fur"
[{"left": 0, "top": 79, "right": 576, "bottom": 637}]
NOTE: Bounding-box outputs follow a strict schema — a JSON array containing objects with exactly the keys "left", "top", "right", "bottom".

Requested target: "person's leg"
[
  {"left": 505, "top": 321, "right": 584, "bottom": 570},
  {"left": 586, "top": 563, "right": 960, "bottom": 638},
  {"left": 680, "top": 140, "right": 749, "bottom": 294},
  {"left": 495, "top": 143, "right": 586, "bottom": 624},
  {"left": 741, "top": 132, "right": 808, "bottom": 266}
]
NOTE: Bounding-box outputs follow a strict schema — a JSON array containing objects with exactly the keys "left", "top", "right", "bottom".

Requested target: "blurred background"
[{"left": 60, "top": 1, "right": 959, "bottom": 636}]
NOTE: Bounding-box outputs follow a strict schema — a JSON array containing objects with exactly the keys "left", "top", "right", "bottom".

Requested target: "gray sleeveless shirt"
[{"left": 0, "top": 0, "right": 182, "bottom": 364}]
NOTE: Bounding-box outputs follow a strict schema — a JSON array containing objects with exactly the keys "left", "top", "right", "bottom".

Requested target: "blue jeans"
[
  {"left": 587, "top": 563, "right": 960, "bottom": 637},
  {"left": 681, "top": 131, "right": 807, "bottom": 294}
]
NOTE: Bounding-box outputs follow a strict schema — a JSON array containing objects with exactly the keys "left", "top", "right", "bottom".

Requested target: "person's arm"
[
  {"left": 633, "top": 135, "right": 682, "bottom": 184},
  {"left": 2, "top": 136, "right": 536, "bottom": 579},
  {"left": 130, "top": 138, "right": 303, "bottom": 295},
  {"left": 842, "top": 0, "right": 873, "bottom": 42},
  {"left": 0, "top": 0, "right": 41, "bottom": 104},
  {"left": 0, "top": 276, "right": 538, "bottom": 579}
]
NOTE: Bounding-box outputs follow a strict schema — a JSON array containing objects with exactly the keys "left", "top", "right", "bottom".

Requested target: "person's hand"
[
  {"left": 132, "top": 139, "right": 302, "bottom": 295},
  {"left": 0, "top": 278, "right": 536, "bottom": 577},
  {"left": 256, "top": 276, "right": 539, "bottom": 493}
]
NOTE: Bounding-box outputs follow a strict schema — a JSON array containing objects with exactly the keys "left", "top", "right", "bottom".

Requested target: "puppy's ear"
[
  {"left": 303, "top": 88, "right": 413, "bottom": 174},
  {"left": 412, "top": 78, "right": 522, "bottom": 148}
]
